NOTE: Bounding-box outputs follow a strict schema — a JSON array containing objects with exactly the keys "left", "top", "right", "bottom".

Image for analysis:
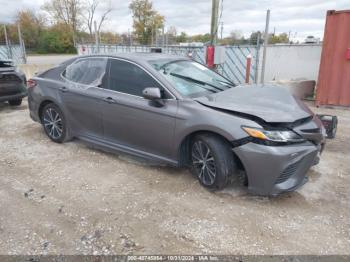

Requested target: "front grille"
[
  {"left": 0, "top": 89, "right": 19, "bottom": 96},
  {"left": 0, "top": 74, "right": 21, "bottom": 83},
  {"left": 300, "top": 128, "right": 321, "bottom": 133},
  {"left": 275, "top": 159, "right": 302, "bottom": 184}
]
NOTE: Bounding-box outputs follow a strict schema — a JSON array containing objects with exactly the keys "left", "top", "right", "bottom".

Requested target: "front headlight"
[{"left": 242, "top": 126, "right": 305, "bottom": 144}]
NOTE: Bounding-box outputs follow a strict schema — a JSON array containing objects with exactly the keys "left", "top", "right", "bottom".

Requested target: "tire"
[
  {"left": 40, "top": 103, "right": 70, "bottom": 143},
  {"left": 8, "top": 99, "right": 22, "bottom": 106},
  {"left": 328, "top": 116, "right": 338, "bottom": 139},
  {"left": 190, "top": 133, "right": 237, "bottom": 190}
]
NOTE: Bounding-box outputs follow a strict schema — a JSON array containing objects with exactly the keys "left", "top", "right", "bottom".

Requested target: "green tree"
[
  {"left": 269, "top": 33, "right": 289, "bottom": 44},
  {"left": 15, "top": 10, "right": 45, "bottom": 49},
  {"left": 38, "top": 23, "right": 76, "bottom": 53},
  {"left": 190, "top": 33, "right": 211, "bottom": 43},
  {"left": 100, "top": 31, "right": 121, "bottom": 44},
  {"left": 249, "top": 31, "right": 262, "bottom": 45},
  {"left": 176, "top": 32, "right": 187, "bottom": 43},
  {"left": 129, "top": 0, "right": 164, "bottom": 45}
]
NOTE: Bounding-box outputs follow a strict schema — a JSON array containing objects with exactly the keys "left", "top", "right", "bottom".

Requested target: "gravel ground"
[{"left": 0, "top": 99, "right": 349, "bottom": 255}]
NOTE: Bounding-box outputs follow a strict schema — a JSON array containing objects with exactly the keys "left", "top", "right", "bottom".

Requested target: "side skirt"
[{"left": 77, "top": 135, "right": 179, "bottom": 167}]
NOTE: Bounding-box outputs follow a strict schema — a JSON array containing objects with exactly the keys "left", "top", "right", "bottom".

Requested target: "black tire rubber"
[
  {"left": 190, "top": 133, "right": 237, "bottom": 190},
  {"left": 41, "top": 103, "right": 70, "bottom": 143},
  {"left": 329, "top": 116, "right": 338, "bottom": 139},
  {"left": 8, "top": 99, "right": 22, "bottom": 106}
]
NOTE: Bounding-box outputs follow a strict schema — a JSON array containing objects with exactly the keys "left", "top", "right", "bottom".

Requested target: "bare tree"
[
  {"left": 43, "top": 0, "right": 81, "bottom": 30},
  {"left": 43, "top": 0, "right": 82, "bottom": 44},
  {"left": 84, "top": 0, "right": 112, "bottom": 38}
]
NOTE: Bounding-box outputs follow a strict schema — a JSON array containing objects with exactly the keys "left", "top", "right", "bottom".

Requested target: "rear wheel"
[
  {"left": 41, "top": 103, "right": 69, "bottom": 143},
  {"left": 190, "top": 134, "right": 237, "bottom": 190},
  {"left": 8, "top": 99, "right": 22, "bottom": 106}
]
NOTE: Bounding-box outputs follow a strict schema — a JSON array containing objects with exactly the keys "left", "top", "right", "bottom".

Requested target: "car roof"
[{"left": 80, "top": 53, "right": 189, "bottom": 63}]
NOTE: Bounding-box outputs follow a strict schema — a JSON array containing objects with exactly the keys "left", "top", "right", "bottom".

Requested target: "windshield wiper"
[
  {"left": 170, "top": 72, "right": 224, "bottom": 92},
  {"left": 159, "top": 60, "right": 187, "bottom": 72},
  {"left": 216, "top": 79, "right": 236, "bottom": 88}
]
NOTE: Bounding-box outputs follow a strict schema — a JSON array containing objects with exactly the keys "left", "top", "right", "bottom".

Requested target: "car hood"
[{"left": 194, "top": 84, "right": 313, "bottom": 123}]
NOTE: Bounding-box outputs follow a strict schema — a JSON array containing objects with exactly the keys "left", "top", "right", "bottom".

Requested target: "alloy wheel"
[
  {"left": 192, "top": 140, "right": 217, "bottom": 186},
  {"left": 43, "top": 107, "right": 63, "bottom": 139}
]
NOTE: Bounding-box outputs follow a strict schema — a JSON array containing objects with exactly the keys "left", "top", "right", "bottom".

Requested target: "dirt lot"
[{"left": 0, "top": 99, "right": 349, "bottom": 255}]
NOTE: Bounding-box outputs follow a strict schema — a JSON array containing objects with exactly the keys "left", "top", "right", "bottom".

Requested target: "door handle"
[
  {"left": 103, "top": 97, "right": 117, "bottom": 104},
  {"left": 59, "top": 86, "right": 68, "bottom": 93}
]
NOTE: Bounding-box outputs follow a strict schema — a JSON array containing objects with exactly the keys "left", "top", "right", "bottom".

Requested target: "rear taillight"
[{"left": 27, "top": 79, "right": 37, "bottom": 89}]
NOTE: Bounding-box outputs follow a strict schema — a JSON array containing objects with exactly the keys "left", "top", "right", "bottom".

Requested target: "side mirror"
[{"left": 142, "top": 87, "right": 162, "bottom": 100}]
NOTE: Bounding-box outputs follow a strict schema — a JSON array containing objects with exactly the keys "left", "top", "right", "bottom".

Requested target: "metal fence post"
[
  {"left": 3, "top": 25, "right": 12, "bottom": 60},
  {"left": 17, "top": 24, "right": 26, "bottom": 64},
  {"left": 94, "top": 20, "right": 99, "bottom": 53},
  {"left": 261, "top": 9, "right": 270, "bottom": 84},
  {"left": 255, "top": 32, "right": 261, "bottom": 84}
]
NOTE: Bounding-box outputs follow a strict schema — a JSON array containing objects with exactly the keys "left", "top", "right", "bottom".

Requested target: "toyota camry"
[{"left": 28, "top": 53, "right": 326, "bottom": 196}]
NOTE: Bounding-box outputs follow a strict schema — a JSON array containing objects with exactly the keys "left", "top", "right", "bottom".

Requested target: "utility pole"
[
  {"left": 210, "top": 0, "right": 220, "bottom": 45},
  {"left": 220, "top": 22, "right": 224, "bottom": 40},
  {"left": 130, "top": 30, "right": 133, "bottom": 46},
  {"left": 254, "top": 32, "right": 261, "bottom": 84},
  {"left": 128, "top": 28, "right": 131, "bottom": 46},
  {"left": 288, "top": 30, "right": 291, "bottom": 43},
  {"left": 94, "top": 20, "right": 99, "bottom": 53},
  {"left": 261, "top": 9, "right": 270, "bottom": 84},
  {"left": 152, "top": 26, "right": 155, "bottom": 46}
]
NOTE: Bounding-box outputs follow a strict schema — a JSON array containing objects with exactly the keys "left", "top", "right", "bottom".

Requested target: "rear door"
[
  {"left": 60, "top": 57, "right": 108, "bottom": 139},
  {"left": 101, "top": 58, "right": 178, "bottom": 160}
]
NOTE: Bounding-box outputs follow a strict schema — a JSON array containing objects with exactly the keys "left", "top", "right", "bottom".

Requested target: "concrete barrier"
[{"left": 270, "top": 80, "right": 316, "bottom": 99}]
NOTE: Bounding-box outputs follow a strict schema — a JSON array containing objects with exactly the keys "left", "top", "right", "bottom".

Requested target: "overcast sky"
[{"left": 1, "top": 0, "right": 349, "bottom": 41}]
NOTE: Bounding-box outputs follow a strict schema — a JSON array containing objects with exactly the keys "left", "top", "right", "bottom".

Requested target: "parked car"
[
  {"left": 304, "top": 35, "right": 320, "bottom": 44},
  {"left": 27, "top": 54, "right": 326, "bottom": 196},
  {"left": 0, "top": 60, "right": 27, "bottom": 106}
]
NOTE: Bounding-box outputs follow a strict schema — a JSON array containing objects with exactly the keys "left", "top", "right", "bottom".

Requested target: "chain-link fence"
[
  {"left": 0, "top": 44, "right": 26, "bottom": 64},
  {"left": 76, "top": 44, "right": 259, "bottom": 84}
]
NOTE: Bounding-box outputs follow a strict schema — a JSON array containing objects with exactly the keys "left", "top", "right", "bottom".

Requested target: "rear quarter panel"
[{"left": 28, "top": 66, "right": 67, "bottom": 122}]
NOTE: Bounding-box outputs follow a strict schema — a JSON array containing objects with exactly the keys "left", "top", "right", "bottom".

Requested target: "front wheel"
[
  {"left": 190, "top": 134, "right": 236, "bottom": 190},
  {"left": 41, "top": 103, "right": 69, "bottom": 143}
]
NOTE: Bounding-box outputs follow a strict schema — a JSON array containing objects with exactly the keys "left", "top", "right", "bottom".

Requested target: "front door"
[{"left": 101, "top": 58, "right": 178, "bottom": 160}]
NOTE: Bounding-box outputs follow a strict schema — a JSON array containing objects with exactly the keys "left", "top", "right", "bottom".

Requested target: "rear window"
[{"left": 64, "top": 58, "right": 107, "bottom": 86}]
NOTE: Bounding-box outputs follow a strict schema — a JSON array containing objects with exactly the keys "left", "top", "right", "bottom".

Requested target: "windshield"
[{"left": 150, "top": 59, "right": 235, "bottom": 98}]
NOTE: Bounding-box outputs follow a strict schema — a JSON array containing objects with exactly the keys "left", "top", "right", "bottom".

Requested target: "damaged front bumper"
[{"left": 233, "top": 141, "right": 323, "bottom": 196}]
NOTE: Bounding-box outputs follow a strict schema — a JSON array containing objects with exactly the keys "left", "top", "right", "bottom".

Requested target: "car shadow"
[
  {"left": 0, "top": 101, "right": 27, "bottom": 113},
  {"left": 62, "top": 138, "right": 320, "bottom": 204}
]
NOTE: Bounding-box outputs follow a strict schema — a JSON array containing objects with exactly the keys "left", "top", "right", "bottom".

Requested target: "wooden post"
[{"left": 245, "top": 54, "right": 252, "bottom": 84}]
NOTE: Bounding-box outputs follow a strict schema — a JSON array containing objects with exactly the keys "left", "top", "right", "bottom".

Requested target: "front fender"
[{"left": 172, "top": 100, "right": 262, "bottom": 160}]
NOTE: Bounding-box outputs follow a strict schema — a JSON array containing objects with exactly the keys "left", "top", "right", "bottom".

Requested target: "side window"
[
  {"left": 108, "top": 59, "right": 162, "bottom": 97},
  {"left": 64, "top": 58, "right": 107, "bottom": 86}
]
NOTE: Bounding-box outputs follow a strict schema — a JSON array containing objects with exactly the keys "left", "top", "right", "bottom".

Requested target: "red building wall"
[{"left": 316, "top": 10, "right": 350, "bottom": 106}]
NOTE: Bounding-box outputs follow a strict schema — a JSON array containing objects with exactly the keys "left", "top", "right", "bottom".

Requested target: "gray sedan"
[{"left": 28, "top": 53, "right": 325, "bottom": 196}]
